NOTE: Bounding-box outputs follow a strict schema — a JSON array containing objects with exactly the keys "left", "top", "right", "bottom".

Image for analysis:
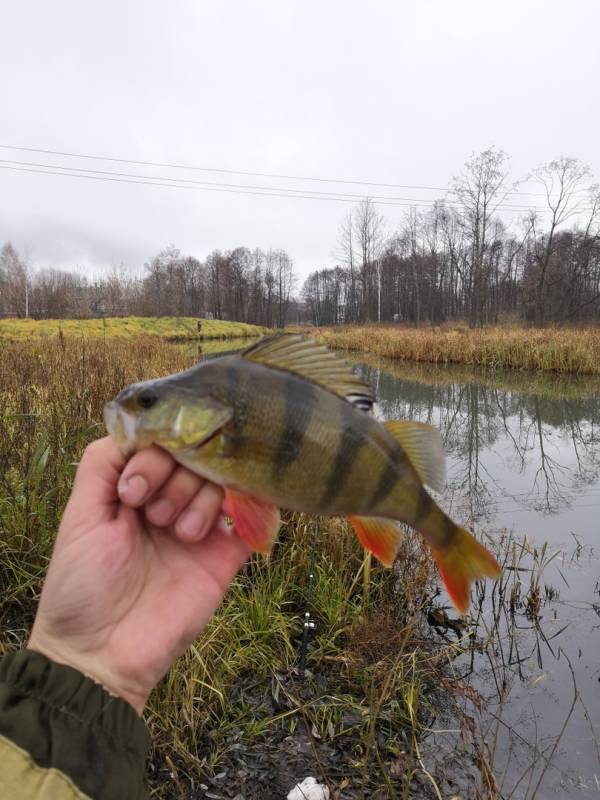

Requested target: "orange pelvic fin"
[
  {"left": 224, "top": 489, "right": 281, "bottom": 554},
  {"left": 349, "top": 515, "right": 403, "bottom": 567},
  {"left": 430, "top": 527, "right": 501, "bottom": 614}
]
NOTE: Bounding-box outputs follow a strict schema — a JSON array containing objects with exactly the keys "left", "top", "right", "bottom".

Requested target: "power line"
[
  {"left": 0, "top": 142, "right": 579, "bottom": 199},
  {"left": 0, "top": 163, "right": 462, "bottom": 208},
  {"left": 0, "top": 157, "right": 559, "bottom": 212},
  {"left": 3, "top": 162, "right": 576, "bottom": 214}
]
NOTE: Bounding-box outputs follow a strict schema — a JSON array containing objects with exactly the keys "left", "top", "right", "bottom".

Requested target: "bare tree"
[
  {"left": 450, "top": 148, "right": 514, "bottom": 327},
  {"left": 335, "top": 211, "right": 359, "bottom": 322},
  {"left": 274, "top": 249, "right": 294, "bottom": 328},
  {"left": 354, "top": 198, "right": 386, "bottom": 321},
  {"left": 527, "top": 157, "right": 593, "bottom": 324},
  {"left": 0, "top": 242, "right": 28, "bottom": 317}
]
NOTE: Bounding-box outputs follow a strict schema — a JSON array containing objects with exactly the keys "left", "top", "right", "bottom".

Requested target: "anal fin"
[
  {"left": 349, "top": 516, "right": 402, "bottom": 567},
  {"left": 224, "top": 489, "right": 281, "bottom": 554}
]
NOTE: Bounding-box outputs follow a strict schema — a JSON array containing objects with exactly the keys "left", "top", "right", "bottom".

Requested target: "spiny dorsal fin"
[
  {"left": 384, "top": 420, "right": 446, "bottom": 492},
  {"left": 241, "top": 334, "right": 374, "bottom": 411}
]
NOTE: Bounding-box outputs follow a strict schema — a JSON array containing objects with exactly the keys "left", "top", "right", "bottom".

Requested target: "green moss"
[{"left": 0, "top": 317, "right": 268, "bottom": 341}]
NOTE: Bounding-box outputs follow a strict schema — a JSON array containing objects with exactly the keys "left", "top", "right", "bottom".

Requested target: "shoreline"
[{"left": 320, "top": 324, "right": 600, "bottom": 376}]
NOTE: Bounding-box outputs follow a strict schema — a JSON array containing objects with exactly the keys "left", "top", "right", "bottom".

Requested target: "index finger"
[{"left": 117, "top": 445, "right": 177, "bottom": 507}]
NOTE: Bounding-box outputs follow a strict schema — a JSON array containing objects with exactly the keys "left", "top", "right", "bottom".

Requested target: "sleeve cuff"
[{"left": 0, "top": 649, "right": 150, "bottom": 799}]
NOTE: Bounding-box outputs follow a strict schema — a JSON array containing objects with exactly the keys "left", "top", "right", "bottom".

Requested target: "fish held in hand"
[{"left": 104, "top": 335, "right": 500, "bottom": 613}]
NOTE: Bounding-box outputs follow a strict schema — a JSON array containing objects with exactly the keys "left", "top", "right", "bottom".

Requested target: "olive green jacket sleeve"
[{"left": 0, "top": 650, "right": 150, "bottom": 799}]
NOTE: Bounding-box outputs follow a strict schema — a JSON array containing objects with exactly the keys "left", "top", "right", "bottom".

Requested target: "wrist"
[{"left": 27, "top": 634, "right": 148, "bottom": 715}]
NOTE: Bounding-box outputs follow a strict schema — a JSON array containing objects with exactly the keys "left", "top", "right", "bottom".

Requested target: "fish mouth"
[{"left": 103, "top": 401, "right": 140, "bottom": 457}]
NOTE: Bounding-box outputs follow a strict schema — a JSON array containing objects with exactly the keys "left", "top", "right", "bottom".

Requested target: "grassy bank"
[
  {"left": 0, "top": 316, "right": 267, "bottom": 341},
  {"left": 0, "top": 336, "right": 482, "bottom": 798},
  {"left": 321, "top": 325, "right": 600, "bottom": 375}
]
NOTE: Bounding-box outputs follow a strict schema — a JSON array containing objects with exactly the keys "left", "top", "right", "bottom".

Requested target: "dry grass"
[
  {"left": 0, "top": 335, "right": 470, "bottom": 799},
  {"left": 0, "top": 316, "right": 267, "bottom": 342},
  {"left": 320, "top": 324, "right": 600, "bottom": 375}
]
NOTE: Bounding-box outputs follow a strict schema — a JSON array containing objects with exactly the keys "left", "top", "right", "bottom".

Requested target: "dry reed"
[
  {"left": 321, "top": 325, "right": 600, "bottom": 375},
  {"left": 0, "top": 335, "right": 468, "bottom": 799}
]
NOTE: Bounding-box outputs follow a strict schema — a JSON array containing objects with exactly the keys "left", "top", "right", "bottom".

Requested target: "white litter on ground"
[{"left": 287, "top": 776, "right": 330, "bottom": 800}]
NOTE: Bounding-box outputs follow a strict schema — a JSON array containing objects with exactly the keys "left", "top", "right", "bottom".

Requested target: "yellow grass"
[
  {"left": 320, "top": 324, "right": 600, "bottom": 375},
  {"left": 0, "top": 335, "right": 451, "bottom": 798},
  {"left": 0, "top": 316, "right": 267, "bottom": 341}
]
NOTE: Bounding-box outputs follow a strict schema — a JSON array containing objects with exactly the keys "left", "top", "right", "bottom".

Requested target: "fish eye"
[{"left": 137, "top": 388, "right": 158, "bottom": 410}]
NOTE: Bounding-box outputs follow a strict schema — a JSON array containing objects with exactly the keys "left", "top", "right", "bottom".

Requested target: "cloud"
[{"left": 1, "top": 0, "right": 598, "bottom": 285}]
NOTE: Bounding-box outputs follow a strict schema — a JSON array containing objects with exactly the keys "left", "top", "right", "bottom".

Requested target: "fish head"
[{"left": 104, "top": 375, "right": 232, "bottom": 457}]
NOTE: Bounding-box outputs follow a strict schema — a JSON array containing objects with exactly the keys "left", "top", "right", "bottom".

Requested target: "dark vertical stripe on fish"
[
  {"left": 441, "top": 515, "right": 456, "bottom": 545},
  {"left": 367, "top": 437, "right": 406, "bottom": 509},
  {"left": 368, "top": 460, "right": 399, "bottom": 509},
  {"left": 218, "top": 362, "right": 246, "bottom": 456},
  {"left": 274, "top": 374, "right": 315, "bottom": 475},
  {"left": 413, "top": 486, "right": 432, "bottom": 527},
  {"left": 321, "top": 400, "right": 366, "bottom": 506}
]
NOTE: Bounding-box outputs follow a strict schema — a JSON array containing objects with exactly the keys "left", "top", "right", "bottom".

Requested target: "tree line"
[
  {"left": 2, "top": 148, "right": 599, "bottom": 328},
  {"left": 303, "top": 150, "right": 600, "bottom": 327},
  {"left": 0, "top": 244, "right": 296, "bottom": 327}
]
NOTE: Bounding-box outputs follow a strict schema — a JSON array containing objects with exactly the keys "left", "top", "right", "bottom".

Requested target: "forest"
[
  {"left": 2, "top": 149, "right": 599, "bottom": 328},
  {"left": 304, "top": 150, "right": 600, "bottom": 327}
]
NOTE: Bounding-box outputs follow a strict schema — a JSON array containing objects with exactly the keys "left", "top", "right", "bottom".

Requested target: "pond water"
[
  {"left": 352, "top": 357, "right": 600, "bottom": 799},
  {"left": 197, "top": 340, "right": 599, "bottom": 796}
]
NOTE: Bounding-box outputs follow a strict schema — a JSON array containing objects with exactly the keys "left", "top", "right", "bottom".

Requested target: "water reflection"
[
  {"left": 183, "top": 336, "right": 262, "bottom": 361},
  {"left": 181, "top": 343, "right": 598, "bottom": 794},
  {"left": 360, "top": 360, "right": 600, "bottom": 525},
  {"left": 351, "top": 357, "right": 600, "bottom": 799}
]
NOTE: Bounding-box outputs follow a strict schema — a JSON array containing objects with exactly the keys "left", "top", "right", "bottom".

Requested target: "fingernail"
[
  {"left": 177, "top": 510, "right": 206, "bottom": 540},
  {"left": 146, "top": 497, "right": 175, "bottom": 526},
  {"left": 119, "top": 475, "right": 149, "bottom": 505}
]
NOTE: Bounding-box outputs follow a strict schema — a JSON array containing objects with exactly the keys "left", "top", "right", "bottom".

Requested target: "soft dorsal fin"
[
  {"left": 384, "top": 420, "right": 446, "bottom": 492},
  {"left": 241, "top": 334, "right": 374, "bottom": 411}
]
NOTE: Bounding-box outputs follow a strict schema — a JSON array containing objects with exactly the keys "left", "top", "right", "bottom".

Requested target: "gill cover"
[
  {"left": 107, "top": 374, "right": 234, "bottom": 453},
  {"left": 147, "top": 392, "right": 233, "bottom": 451}
]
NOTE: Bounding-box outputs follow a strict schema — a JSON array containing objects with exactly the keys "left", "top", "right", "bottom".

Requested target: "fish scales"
[
  {"left": 104, "top": 334, "right": 502, "bottom": 614},
  {"left": 190, "top": 357, "right": 425, "bottom": 519}
]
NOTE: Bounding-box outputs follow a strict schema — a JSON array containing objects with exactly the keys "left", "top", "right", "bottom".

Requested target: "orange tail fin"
[{"left": 430, "top": 528, "right": 501, "bottom": 614}]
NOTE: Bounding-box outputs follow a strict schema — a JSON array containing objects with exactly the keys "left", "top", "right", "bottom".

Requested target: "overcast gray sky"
[{"left": 1, "top": 0, "right": 599, "bottom": 282}]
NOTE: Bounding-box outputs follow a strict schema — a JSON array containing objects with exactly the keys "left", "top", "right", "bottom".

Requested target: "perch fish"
[{"left": 104, "top": 335, "right": 500, "bottom": 613}]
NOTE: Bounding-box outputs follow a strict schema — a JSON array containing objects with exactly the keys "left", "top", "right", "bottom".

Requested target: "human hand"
[{"left": 28, "top": 436, "right": 250, "bottom": 714}]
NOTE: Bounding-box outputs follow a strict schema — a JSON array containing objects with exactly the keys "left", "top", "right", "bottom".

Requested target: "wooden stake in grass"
[{"left": 362, "top": 551, "right": 372, "bottom": 604}]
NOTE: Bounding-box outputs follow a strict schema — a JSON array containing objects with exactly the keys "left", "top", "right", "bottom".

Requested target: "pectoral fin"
[
  {"left": 349, "top": 515, "right": 403, "bottom": 567},
  {"left": 224, "top": 489, "right": 281, "bottom": 554}
]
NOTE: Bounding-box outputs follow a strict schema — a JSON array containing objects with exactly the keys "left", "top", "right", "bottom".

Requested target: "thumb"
[{"left": 60, "top": 436, "right": 127, "bottom": 534}]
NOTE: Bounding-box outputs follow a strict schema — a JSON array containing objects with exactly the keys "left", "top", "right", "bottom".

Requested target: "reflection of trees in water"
[{"left": 362, "top": 365, "right": 600, "bottom": 520}]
